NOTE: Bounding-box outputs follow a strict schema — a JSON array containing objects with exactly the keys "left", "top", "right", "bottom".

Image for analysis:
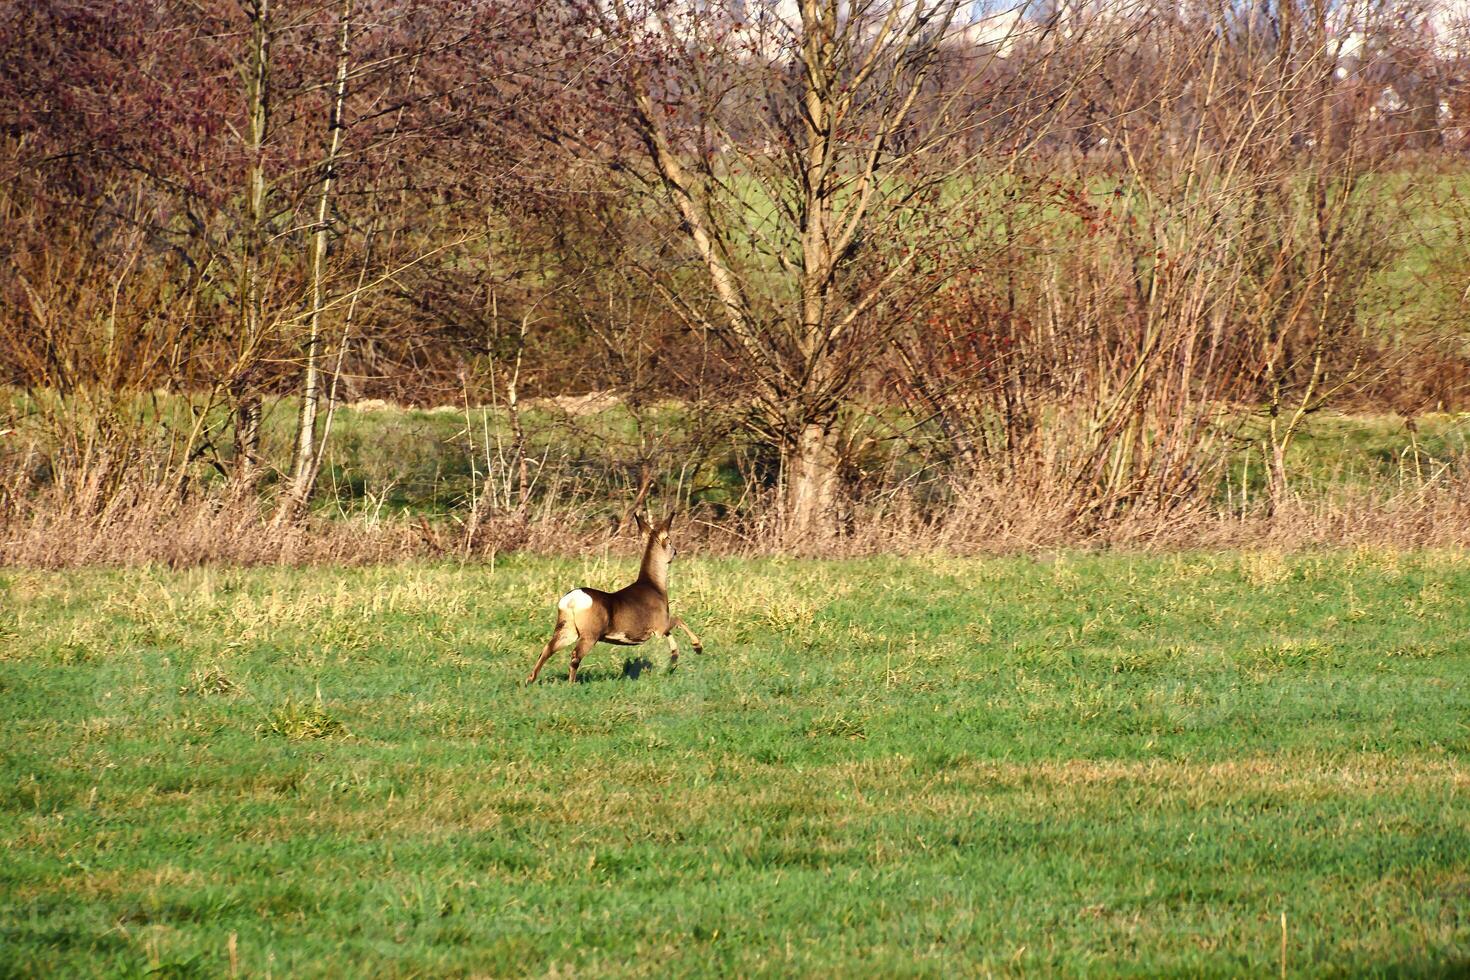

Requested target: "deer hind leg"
[
  {"left": 528, "top": 615, "right": 577, "bottom": 684},
  {"left": 672, "top": 616, "right": 703, "bottom": 655},
  {"left": 665, "top": 629, "right": 680, "bottom": 671},
  {"left": 568, "top": 633, "right": 597, "bottom": 684}
]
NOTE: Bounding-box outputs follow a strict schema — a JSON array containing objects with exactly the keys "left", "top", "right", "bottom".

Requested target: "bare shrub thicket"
[
  {"left": 1, "top": 0, "right": 561, "bottom": 510},
  {"left": 894, "top": 0, "right": 1431, "bottom": 533}
]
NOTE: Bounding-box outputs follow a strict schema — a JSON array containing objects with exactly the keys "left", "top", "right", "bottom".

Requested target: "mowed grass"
[{"left": 1, "top": 551, "right": 1468, "bottom": 976}]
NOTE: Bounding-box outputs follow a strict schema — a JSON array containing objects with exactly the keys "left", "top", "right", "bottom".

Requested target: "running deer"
[{"left": 527, "top": 510, "right": 703, "bottom": 683}]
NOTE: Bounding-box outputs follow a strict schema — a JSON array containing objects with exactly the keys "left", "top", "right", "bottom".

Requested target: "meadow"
[
  {"left": 60, "top": 393, "right": 1456, "bottom": 518},
  {"left": 272, "top": 406, "right": 1470, "bottom": 519},
  {"left": 2, "top": 550, "right": 1467, "bottom": 976}
]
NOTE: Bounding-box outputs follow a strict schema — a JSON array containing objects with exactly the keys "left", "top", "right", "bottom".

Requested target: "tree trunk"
[
  {"left": 280, "top": 0, "right": 352, "bottom": 524},
  {"left": 785, "top": 422, "right": 842, "bottom": 540},
  {"left": 234, "top": 0, "right": 270, "bottom": 488},
  {"left": 233, "top": 387, "right": 262, "bottom": 485}
]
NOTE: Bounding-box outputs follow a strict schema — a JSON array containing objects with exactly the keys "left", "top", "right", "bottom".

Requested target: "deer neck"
[{"left": 638, "top": 539, "right": 669, "bottom": 595}]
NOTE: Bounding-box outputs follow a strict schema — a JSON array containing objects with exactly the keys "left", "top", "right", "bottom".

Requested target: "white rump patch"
[{"left": 558, "top": 589, "right": 593, "bottom": 614}]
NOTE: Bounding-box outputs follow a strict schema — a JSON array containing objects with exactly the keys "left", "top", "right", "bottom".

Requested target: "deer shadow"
[
  {"left": 562, "top": 656, "right": 658, "bottom": 683},
  {"left": 620, "top": 656, "right": 656, "bottom": 680}
]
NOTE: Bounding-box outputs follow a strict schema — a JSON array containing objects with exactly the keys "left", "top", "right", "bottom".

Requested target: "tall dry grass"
[
  {"left": 5, "top": 458, "right": 1470, "bottom": 567},
  {"left": 0, "top": 481, "right": 417, "bottom": 568}
]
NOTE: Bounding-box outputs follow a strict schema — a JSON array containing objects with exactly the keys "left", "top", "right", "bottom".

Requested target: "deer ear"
[
  {"left": 659, "top": 511, "right": 675, "bottom": 533},
  {"left": 633, "top": 510, "right": 651, "bottom": 535}
]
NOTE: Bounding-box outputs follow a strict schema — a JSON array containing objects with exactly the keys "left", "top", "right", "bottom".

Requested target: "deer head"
[{"left": 634, "top": 509, "right": 676, "bottom": 569}]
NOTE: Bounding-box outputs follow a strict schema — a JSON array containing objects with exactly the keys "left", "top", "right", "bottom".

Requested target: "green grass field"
[
  {"left": 8, "top": 378, "right": 1468, "bottom": 527},
  {"left": 318, "top": 408, "right": 1470, "bottom": 515},
  {"left": 3, "top": 551, "right": 1468, "bottom": 976}
]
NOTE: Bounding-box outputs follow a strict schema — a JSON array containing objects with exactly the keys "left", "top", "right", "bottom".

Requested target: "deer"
[{"left": 527, "top": 510, "right": 703, "bottom": 684}]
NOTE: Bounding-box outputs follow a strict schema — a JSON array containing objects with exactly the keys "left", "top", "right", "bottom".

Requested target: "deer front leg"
[
  {"left": 665, "top": 630, "right": 680, "bottom": 670},
  {"left": 672, "top": 616, "right": 703, "bottom": 655}
]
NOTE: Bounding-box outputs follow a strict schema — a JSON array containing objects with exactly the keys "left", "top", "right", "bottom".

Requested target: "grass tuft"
[
  {"left": 255, "top": 695, "right": 349, "bottom": 741},
  {"left": 177, "top": 666, "right": 241, "bottom": 698}
]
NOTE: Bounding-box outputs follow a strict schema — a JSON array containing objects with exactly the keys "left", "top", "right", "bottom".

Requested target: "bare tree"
[
  {"left": 279, "top": 0, "right": 354, "bottom": 520},
  {"left": 233, "top": 0, "right": 273, "bottom": 485},
  {"left": 586, "top": 0, "right": 1088, "bottom": 536}
]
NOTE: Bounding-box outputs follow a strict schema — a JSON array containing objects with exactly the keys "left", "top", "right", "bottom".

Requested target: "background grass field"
[
  {"left": 290, "top": 408, "right": 1470, "bottom": 518},
  {"left": 2, "top": 551, "right": 1468, "bottom": 975},
  {"left": 13, "top": 385, "right": 1460, "bottom": 520}
]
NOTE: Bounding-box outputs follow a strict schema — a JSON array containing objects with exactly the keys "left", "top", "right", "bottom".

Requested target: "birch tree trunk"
[{"left": 280, "top": 0, "right": 353, "bottom": 523}]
